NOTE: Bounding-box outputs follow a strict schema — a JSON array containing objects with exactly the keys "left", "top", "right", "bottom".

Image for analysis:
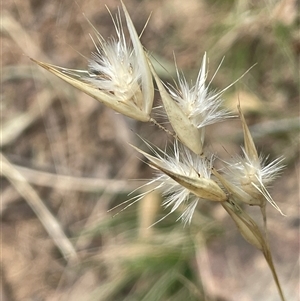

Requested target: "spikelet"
[
  {"left": 217, "top": 105, "right": 285, "bottom": 214},
  {"left": 131, "top": 140, "right": 227, "bottom": 224},
  {"left": 31, "top": 0, "right": 154, "bottom": 122},
  {"left": 149, "top": 53, "right": 232, "bottom": 154}
]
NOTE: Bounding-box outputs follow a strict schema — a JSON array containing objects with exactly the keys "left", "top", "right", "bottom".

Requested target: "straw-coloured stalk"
[
  {"left": 222, "top": 199, "right": 286, "bottom": 301},
  {"left": 31, "top": 0, "right": 154, "bottom": 122}
]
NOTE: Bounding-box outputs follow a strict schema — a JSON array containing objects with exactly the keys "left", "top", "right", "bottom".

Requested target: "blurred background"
[{"left": 1, "top": 0, "right": 299, "bottom": 300}]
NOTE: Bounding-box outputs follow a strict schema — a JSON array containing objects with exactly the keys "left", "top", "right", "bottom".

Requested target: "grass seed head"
[
  {"left": 31, "top": 1, "right": 154, "bottom": 122},
  {"left": 221, "top": 105, "right": 285, "bottom": 213},
  {"left": 168, "top": 53, "right": 232, "bottom": 130},
  {"left": 149, "top": 53, "right": 233, "bottom": 154},
  {"left": 131, "top": 141, "right": 227, "bottom": 225}
]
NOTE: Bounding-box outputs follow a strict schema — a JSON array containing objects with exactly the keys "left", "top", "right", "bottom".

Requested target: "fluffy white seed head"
[
  {"left": 87, "top": 7, "right": 145, "bottom": 111},
  {"left": 88, "top": 33, "right": 142, "bottom": 105},
  {"left": 167, "top": 53, "right": 232, "bottom": 130},
  {"left": 228, "top": 104, "right": 285, "bottom": 214},
  {"left": 149, "top": 53, "right": 234, "bottom": 154},
  {"left": 225, "top": 148, "right": 285, "bottom": 214},
  {"left": 132, "top": 141, "right": 227, "bottom": 225},
  {"left": 31, "top": 1, "right": 154, "bottom": 122}
]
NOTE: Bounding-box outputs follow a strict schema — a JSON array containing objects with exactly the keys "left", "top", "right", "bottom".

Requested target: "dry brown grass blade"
[
  {"left": 2, "top": 12, "right": 46, "bottom": 59},
  {"left": 1, "top": 13, "right": 56, "bottom": 147},
  {"left": 1, "top": 90, "right": 52, "bottom": 147},
  {"left": 1, "top": 185, "right": 20, "bottom": 214},
  {"left": 2, "top": 13, "right": 89, "bottom": 147},
  {"left": 9, "top": 163, "right": 144, "bottom": 193},
  {"left": 1, "top": 153, "right": 78, "bottom": 262}
]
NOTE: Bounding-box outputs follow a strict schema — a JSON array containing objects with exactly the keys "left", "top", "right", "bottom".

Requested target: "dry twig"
[{"left": 1, "top": 152, "right": 78, "bottom": 262}]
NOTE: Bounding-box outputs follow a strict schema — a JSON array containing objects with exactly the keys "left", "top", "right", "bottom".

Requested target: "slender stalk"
[
  {"left": 262, "top": 245, "right": 286, "bottom": 301},
  {"left": 150, "top": 117, "right": 176, "bottom": 138}
]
